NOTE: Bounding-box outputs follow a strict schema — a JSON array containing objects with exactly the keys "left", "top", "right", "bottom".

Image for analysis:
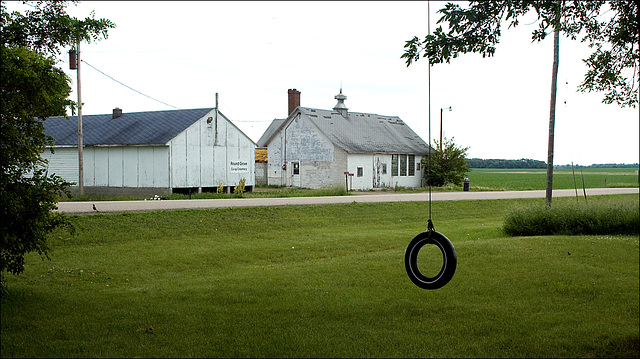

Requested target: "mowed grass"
[
  {"left": 468, "top": 168, "right": 639, "bottom": 191},
  {"left": 1, "top": 195, "right": 638, "bottom": 358}
]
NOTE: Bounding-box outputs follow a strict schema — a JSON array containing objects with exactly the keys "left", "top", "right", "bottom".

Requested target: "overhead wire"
[
  {"left": 77, "top": 59, "right": 273, "bottom": 126},
  {"left": 81, "top": 59, "right": 180, "bottom": 110}
]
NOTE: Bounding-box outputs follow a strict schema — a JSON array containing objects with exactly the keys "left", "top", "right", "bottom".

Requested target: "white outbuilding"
[
  {"left": 42, "top": 107, "right": 256, "bottom": 196},
  {"left": 259, "top": 89, "right": 430, "bottom": 190}
]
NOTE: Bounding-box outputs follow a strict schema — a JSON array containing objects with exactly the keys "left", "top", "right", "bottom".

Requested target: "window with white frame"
[
  {"left": 392, "top": 154, "right": 418, "bottom": 177},
  {"left": 408, "top": 155, "right": 415, "bottom": 176},
  {"left": 391, "top": 155, "right": 399, "bottom": 176}
]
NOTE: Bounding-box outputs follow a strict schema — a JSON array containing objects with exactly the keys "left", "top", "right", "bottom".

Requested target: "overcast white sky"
[{"left": 8, "top": 1, "right": 639, "bottom": 165}]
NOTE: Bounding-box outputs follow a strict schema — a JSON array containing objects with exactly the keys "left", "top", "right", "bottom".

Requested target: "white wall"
[
  {"left": 346, "top": 154, "right": 373, "bottom": 190},
  {"left": 42, "top": 146, "right": 171, "bottom": 188},
  {"left": 41, "top": 147, "right": 78, "bottom": 183},
  {"left": 169, "top": 110, "right": 255, "bottom": 189},
  {"left": 267, "top": 112, "right": 342, "bottom": 188}
]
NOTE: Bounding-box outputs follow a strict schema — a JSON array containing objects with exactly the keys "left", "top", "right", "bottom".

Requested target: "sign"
[{"left": 230, "top": 160, "right": 249, "bottom": 173}]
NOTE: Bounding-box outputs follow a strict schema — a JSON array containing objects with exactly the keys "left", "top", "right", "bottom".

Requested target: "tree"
[
  {"left": 423, "top": 137, "right": 470, "bottom": 187},
  {"left": 403, "top": 0, "right": 638, "bottom": 207},
  {"left": 1, "top": 1, "right": 114, "bottom": 287},
  {"left": 402, "top": 0, "right": 639, "bottom": 108}
]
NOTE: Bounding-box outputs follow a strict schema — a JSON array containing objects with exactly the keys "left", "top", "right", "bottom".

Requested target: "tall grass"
[{"left": 503, "top": 195, "right": 639, "bottom": 236}]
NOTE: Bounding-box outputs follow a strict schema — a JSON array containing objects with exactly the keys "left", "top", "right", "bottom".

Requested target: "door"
[
  {"left": 373, "top": 156, "right": 388, "bottom": 188},
  {"left": 291, "top": 161, "right": 300, "bottom": 187}
]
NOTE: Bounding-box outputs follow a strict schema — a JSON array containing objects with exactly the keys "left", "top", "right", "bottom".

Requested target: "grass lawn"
[{"left": 1, "top": 195, "right": 638, "bottom": 358}]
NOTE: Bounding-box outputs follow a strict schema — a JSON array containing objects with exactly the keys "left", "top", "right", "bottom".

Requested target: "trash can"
[{"left": 463, "top": 178, "right": 470, "bottom": 191}]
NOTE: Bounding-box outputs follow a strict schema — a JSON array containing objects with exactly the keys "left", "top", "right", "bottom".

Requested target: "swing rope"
[{"left": 427, "top": 0, "right": 434, "bottom": 234}]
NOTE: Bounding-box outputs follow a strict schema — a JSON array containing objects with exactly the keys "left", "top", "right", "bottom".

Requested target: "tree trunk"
[{"left": 545, "top": 29, "right": 560, "bottom": 207}]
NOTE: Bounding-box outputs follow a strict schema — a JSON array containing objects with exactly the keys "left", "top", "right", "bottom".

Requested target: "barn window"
[
  {"left": 293, "top": 162, "right": 300, "bottom": 175},
  {"left": 391, "top": 155, "right": 398, "bottom": 176},
  {"left": 400, "top": 155, "right": 407, "bottom": 176},
  {"left": 382, "top": 163, "right": 387, "bottom": 174},
  {"left": 357, "top": 167, "right": 363, "bottom": 177},
  {"left": 408, "top": 155, "right": 415, "bottom": 176}
]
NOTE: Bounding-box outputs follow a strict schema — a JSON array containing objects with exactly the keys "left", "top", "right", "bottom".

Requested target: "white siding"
[
  {"left": 108, "top": 148, "right": 124, "bottom": 187},
  {"left": 42, "top": 147, "right": 78, "bottom": 184},
  {"left": 170, "top": 129, "right": 187, "bottom": 188},
  {"left": 169, "top": 110, "right": 255, "bottom": 189},
  {"left": 42, "top": 146, "right": 170, "bottom": 188},
  {"left": 139, "top": 147, "right": 155, "bottom": 186},
  {"left": 123, "top": 147, "right": 138, "bottom": 187},
  {"left": 347, "top": 154, "right": 374, "bottom": 190},
  {"left": 267, "top": 113, "right": 339, "bottom": 188}
]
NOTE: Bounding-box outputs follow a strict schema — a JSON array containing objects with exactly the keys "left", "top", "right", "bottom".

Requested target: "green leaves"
[
  {"left": 423, "top": 137, "right": 470, "bottom": 187},
  {"left": 401, "top": 0, "right": 639, "bottom": 108},
  {"left": 0, "top": 1, "right": 115, "bottom": 56},
  {"left": 1, "top": 1, "right": 114, "bottom": 281}
]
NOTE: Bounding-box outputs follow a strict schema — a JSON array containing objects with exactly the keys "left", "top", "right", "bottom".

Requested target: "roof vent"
[
  {"left": 112, "top": 107, "right": 122, "bottom": 119},
  {"left": 333, "top": 88, "right": 348, "bottom": 117}
]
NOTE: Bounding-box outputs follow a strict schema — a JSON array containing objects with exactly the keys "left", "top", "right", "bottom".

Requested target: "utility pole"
[
  {"left": 440, "top": 106, "right": 451, "bottom": 151},
  {"left": 76, "top": 40, "right": 84, "bottom": 195},
  {"left": 545, "top": 28, "right": 560, "bottom": 207}
]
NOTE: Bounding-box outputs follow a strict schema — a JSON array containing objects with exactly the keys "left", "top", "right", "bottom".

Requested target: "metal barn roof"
[
  {"left": 292, "top": 107, "right": 429, "bottom": 155},
  {"left": 256, "top": 118, "right": 285, "bottom": 147},
  {"left": 43, "top": 108, "right": 214, "bottom": 146}
]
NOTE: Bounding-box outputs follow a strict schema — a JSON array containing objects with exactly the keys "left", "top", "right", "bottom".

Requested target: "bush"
[
  {"left": 503, "top": 199, "right": 639, "bottom": 236},
  {"left": 423, "top": 137, "right": 470, "bottom": 187}
]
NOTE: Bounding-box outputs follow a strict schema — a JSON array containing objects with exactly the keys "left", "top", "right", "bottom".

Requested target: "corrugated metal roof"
[
  {"left": 299, "top": 107, "right": 429, "bottom": 154},
  {"left": 256, "top": 118, "right": 285, "bottom": 147},
  {"left": 43, "top": 108, "right": 214, "bottom": 146}
]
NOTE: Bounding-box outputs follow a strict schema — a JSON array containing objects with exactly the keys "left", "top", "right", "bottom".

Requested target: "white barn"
[
  {"left": 42, "top": 107, "right": 255, "bottom": 196},
  {"left": 259, "top": 89, "right": 430, "bottom": 190}
]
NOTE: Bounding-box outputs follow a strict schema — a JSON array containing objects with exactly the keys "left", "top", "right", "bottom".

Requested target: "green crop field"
[
  {"left": 2, "top": 195, "right": 638, "bottom": 358},
  {"left": 467, "top": 167, "right": 639, "bottom": 191}
]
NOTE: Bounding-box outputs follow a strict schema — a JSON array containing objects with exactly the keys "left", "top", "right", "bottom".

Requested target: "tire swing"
[
  {"left": 404, "top": 0, "right": 457, "bottom": 290},
  {"left": 405, "top": 220, "right": 457, "bottom": 290}
]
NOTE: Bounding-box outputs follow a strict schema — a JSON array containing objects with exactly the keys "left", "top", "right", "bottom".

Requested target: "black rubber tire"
[{"left": 405, "top": 231, "right": 457, "bottom": 289}]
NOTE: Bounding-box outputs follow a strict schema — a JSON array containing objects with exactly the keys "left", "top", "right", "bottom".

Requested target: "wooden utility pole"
[
  {"left": 545, "top": 29, "right": 560, "bottom": 207},
  {"left": 76, "top": 40, "right": 84, "bottom": 195}
]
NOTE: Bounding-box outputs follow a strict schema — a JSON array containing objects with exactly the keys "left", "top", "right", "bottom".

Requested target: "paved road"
[{"left": 55, "top": 187, "right": 638, "bottom": 214}]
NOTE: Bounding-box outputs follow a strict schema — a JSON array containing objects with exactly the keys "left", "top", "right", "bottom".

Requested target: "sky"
[{"left": 7, "top": 1, "right": 639, "bottom": 165}]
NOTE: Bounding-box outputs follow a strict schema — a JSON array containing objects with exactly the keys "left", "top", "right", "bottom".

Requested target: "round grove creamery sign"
[{"left": 230, "top": 160, "right": 249, "bottom": 173}]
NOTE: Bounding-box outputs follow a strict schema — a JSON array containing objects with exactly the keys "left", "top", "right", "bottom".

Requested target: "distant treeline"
[
  {"left": 467, "top": 158, "right": 546, "bottom": 169},
  {"left": 468, "top": 158, "right": 639, "bottom": 169},
  {"left": 555, "top": 163, "right": 639, "bottom": 169}
]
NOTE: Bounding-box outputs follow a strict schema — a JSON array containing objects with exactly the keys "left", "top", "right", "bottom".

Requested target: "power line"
[{"left": 81, "top": 60, "right": 179, "bottom": 109}]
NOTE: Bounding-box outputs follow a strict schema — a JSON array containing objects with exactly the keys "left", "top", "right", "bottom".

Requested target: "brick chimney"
[
  {"left": 112, "top": 107, "right": 122, "bottom": 119},
  {"left": 288, "top": 89, "right": 300, "bottom": 117}
]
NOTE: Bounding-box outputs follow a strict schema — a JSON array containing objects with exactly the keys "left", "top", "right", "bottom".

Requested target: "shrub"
[
  {"left": 503, "top": 199, "right": 639, "bottom": 236},
  {"left": 423, "top": 137, "right": 470, "bottom": 187}
]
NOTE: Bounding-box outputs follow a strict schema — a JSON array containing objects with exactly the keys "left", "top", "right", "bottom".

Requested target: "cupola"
[{"left": 333, "top": 88, "right": 348, "bottom": 117}]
